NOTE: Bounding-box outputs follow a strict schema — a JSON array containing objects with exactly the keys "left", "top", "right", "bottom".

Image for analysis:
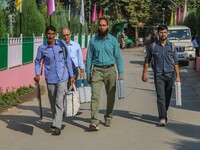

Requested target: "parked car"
[{"left": 168, "top": 26, "right": 195, "bottom": 66}]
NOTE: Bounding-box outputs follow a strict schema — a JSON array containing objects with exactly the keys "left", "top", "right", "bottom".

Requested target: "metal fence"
[{"left": 0, "top": 33, "right": 91, "bottom": 70}]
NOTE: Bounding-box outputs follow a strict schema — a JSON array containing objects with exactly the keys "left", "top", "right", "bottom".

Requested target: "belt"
[{"left": 94, "top": 64, "right": 114, "bottom": 69}]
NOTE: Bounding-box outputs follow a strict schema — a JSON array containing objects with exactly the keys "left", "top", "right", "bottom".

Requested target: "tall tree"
[
  {"left": 16, "top": 0, "right": 45, "bottom": 36},
  {"left": 0, "top": 1, "right": 7, "bottom": 37}
]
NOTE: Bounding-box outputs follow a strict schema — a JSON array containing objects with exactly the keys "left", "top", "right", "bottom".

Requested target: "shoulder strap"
[
  {"left": 58, "top": 40, "right": 68, "bottom": 59},
  {"left": 171, "top": 42, "right": 175, "bottom": 53},
  {"left": 151, "top": 42, "right": 156, "bottom": 54},
  {"left": 170, "top": 42, "right": 175, "bottom": 66},
  {"left": 58, "top": 40, "right": 68, "bottom": 80}
]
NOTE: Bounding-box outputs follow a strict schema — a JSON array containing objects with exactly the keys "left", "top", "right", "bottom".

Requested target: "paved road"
[{"left": 1, "top": 47, "right": 200, "bottom": 150}]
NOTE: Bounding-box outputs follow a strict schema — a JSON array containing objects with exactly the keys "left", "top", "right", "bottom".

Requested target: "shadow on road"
[
  {"left": 101, "top": 109, "right": 200, "bottom": 142},
  {"left": 169, "top": 139, "right": 200, "bottom": 150},
  {"left": 130, "top": 60, "right": 144, "bottom": 66}
]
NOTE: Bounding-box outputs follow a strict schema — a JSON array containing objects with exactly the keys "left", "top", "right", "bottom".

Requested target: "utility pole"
[
  {"left": 162, "top": 7, "right": 165, "bottom": 25},
  {"left": 68, "top": 0, "right": 71, "bottom": 29},
  {"left": 89, "top": 0, "right": 91, "bottom": 25}
]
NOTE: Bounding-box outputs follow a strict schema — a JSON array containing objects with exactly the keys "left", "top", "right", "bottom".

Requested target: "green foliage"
[
  {"left": 1, "top": 0, "right": 200, "bottom": 36},
  {"left": 183, "top": 11, "right": 197, "bottom": 35},
  {"left": 196, "top": 9, "right": 200, "bottom": 37},
  {"left": 15, "top": 0, "right": 45, "bottom": 36},
  {"left": 0, "top": 92, "right": 19, "bottom": 107},
  {"left": 0, "top": 86, "right": 33, "bottom": 107},
  {"left": 0, "top": 1, "right": 7, "bottom": 37},
  {"left": 16, "top": 86, "right": 33, "bottom": 96}
]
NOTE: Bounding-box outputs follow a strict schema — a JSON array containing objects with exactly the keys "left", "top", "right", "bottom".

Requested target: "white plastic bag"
[
  {"left": 175, "top": 82, "right": 182, "bottom": 106},
  {"left": 64, "top": 84, "right": 80, "bottom": 117}
]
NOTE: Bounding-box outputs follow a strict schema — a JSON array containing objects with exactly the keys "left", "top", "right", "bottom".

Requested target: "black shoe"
[
  {"left": 50, "top": 125, "right": 57, "bottom": 130},
  {"left": 52, "top": 128, "right": 61, "bottom": 136}
]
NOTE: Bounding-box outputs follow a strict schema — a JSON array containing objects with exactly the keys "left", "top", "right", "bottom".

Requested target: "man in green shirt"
[{"left": 86, "top": 17, "right": 124, "bottom": 131}]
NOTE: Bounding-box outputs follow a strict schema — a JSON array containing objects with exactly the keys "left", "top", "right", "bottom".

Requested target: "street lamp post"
[
  {"left": 162, "top": 8, "right": 165, "bottom": 25},
  {"left": 68, "top": 0, "right": 71, "bottom": 29}
]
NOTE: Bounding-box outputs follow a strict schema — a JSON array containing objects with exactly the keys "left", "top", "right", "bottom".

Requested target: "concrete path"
[{"left": 1, "top": 47, "right": 200, "bottom": 150}]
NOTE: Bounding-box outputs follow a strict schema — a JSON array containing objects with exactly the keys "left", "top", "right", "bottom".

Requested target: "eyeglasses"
[{"left": 159, "top": 32, "right": 167, "bottom": 35}]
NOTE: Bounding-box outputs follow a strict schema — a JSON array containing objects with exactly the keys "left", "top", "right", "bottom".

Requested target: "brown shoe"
[
  {"left": 105, "top": 119, "right": 112, "bottom": 127},
  {"left": 89, "top": 123, "right": 99, "bottom": 131}
]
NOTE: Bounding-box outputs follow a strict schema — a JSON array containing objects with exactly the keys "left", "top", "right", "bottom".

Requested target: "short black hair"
[
  {"left": 157, "top": 25, "right": 168, "bottom": 32},
  {"left": 98, "top": 17, "right": 109, "bottom": 25},
  {"left": 45, "top": 25, "right": 56, "bottom": 34}
]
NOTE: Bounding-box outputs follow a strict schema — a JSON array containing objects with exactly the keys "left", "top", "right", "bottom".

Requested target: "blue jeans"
[{"left": 154, "top": 73, "right": 174, "bottom": 120}]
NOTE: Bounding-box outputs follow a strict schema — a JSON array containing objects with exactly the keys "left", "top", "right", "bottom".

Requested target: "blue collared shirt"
[
  {"left": 63, "top": 40, "right": 85, "bottom": 70},
  {"left": 34, "top": 40, "right": 74, "bottom": 84},
  {"left": 86, "top": 33, "right": 124, "bottom": 77},
  {"left": 145, "top": 40, "right": 178, "bottom": 74}
]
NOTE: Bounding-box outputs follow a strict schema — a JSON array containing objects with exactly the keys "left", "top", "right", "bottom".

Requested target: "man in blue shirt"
[
  {"left": 34, "top": 26, "right": 75, "bottom": 135},
  {"left": 142, "top": 25, "right": 181, "bottom": 126},
  {"left": 86, "top": 18, "right": 124, "bottom": 131},
  {"left": 192, "top": 35, "right": 199, "bottom": 57},
  {"left": 61, "top": 27, "right": 85, "bottom": 84}
]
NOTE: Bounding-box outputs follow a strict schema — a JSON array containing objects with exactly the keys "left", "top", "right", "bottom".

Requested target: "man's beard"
[
  {"left": 98, "top": 29, "right": 108, "bottom": 38},
  {"left": 159, "top": 36, "right": 167, "bottom": 42}
]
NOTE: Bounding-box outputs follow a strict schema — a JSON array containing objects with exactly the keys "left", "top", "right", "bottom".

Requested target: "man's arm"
[
  {"left": 174, "top": 64, "right": 181, "bottom": 82},
  {"left": 86, "top": 41, "right": 93, "bottom": 81},
  {"left": 77, "top": 44, "right": 85, "bottom": 78},
  {"left": 114, "top": 38, "right": 124, "bottom": 79},
  {"left": 34, "top": 46, "right": 43, "bottom": 82},
  {"left": 142, "top": 43, "right": 153, "bottom": 82},
  {"left": 173, "top": 43, "right": 181, "bottom": 82},
  {"left": 142, "top": 63, "right": 149, "bottom": 82}
]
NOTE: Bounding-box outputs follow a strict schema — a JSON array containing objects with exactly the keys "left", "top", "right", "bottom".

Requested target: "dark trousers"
[{"left": 154, "top": 73, "right": 174, "bottom": 120}]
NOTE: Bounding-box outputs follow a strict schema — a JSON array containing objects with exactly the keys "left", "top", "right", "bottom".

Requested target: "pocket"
[
  {"left": 59, "top": 52, "right": 64, "bottom": 61},
  {"left": 110, "top": 66, "right": 117, "bottom": 77}
]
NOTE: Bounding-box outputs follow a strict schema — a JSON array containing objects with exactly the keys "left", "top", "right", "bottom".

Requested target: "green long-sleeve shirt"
[{"left": 86, "top": 33, "right": 124, "bottom": 78}]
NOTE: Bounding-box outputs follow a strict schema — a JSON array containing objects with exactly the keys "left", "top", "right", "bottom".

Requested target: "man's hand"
[
  {"left": 87, "top": 77, "right": 92, "bottom": 84},
  {"left": 70, "top": 77, "right": 75, "bottom": 85},
  {"left": 176, "top": 77, "right": 181, "bottom": 82},
  {"left": 118, "top": 77, "right": 124, "bottom": 80},
  {"left": 142, "top": 74, "right": 148, "bottom": 82},
  {"left": 34, "top": 75, "right": 40, "bottom": 83},
  {"left": 80, "top": 70, "right": 85, "bottom": 78}
]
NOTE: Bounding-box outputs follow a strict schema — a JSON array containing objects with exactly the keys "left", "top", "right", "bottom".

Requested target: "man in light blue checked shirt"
[
  {"left": 61, "top": 27, "right": 85, "bottom": 85},
  {"left": 34, "top": 26, "right": 75, "bottom": 136}
]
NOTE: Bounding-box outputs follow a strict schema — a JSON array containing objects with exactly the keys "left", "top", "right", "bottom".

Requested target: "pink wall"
[{"left": 0, "top": 63, "right": 44, "bottom": 93}]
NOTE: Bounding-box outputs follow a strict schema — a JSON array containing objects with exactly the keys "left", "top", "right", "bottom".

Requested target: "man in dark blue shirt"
[{"left": 142, "top": 25, "right": 181, "bottom": 126}]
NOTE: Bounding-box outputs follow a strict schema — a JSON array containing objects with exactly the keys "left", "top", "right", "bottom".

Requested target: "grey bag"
[{"left": 117, "top": 80, "right": 125, "bottom": 99}]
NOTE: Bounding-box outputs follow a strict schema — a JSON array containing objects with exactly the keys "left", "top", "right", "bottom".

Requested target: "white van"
[{"left": 167, "top": 26, "right": 195, "bottom": 65}]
